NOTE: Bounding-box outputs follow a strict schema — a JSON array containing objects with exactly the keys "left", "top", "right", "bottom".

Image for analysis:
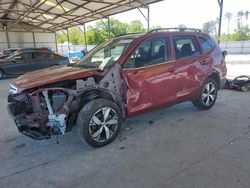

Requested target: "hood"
[{"left": 12, "top": 65, "right": 99, "bottom": 92}]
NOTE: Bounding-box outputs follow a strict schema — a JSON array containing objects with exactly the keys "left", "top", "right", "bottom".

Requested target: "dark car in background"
[{"left": 0, "top": 48, "right": 70, "bottom": 78}]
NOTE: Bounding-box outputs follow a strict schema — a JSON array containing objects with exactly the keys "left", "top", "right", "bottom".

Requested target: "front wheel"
[
  {"left": 193, "top": 78, "right": 218, "bottom": 110},
  {"left": 76, "top": 99, "right": 122, "bottom": 148}
]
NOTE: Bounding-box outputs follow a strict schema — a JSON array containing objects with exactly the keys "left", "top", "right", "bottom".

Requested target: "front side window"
[
  {"left": 199, "top": 36, "right": 214, "bottom": 53},
  {"left": 76, "top": 38, "right": 133, "bottom": 69},
  {"left": 21, "top": 52, "right": 32, "bottom": 59},
  {"left": 174, "top": 37, "right": 200, "bottom": 59},
  {"left": 124, "top": 38, "right": 168, "bottom": 69}
]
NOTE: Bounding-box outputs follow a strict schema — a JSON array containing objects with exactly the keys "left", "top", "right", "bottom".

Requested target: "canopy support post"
[
  {"left": 55, "top": 32, "right": 58, "bottom": 52},
  {"left": 66, "top": 28, "right": 70, "bottom": 52},
  {"left": 32, "top": 32, "right": 36, "bottom": 48},
  {"left": 5, "top": 30, "right": 10, "bottom": 48},
  {"left": 138, "top": 6, "right": 150, "bottom": 31},
  {"left": 83, "top": 24, "right": 87, "bottom": 51},
  {"left": 217, "top": 0, "right": 224, "bottom": 43},
  {"left": 108, "top": 17, "right": 111, "bottom": 39}
]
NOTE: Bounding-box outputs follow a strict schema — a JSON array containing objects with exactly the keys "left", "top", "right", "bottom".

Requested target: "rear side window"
[
  {"left": 199, "top": 36, "right": 214, "bottom": 53},
  {"left": 33, "top": 52, "right": 52, "bottom": 59},
  {"left": 124, "top": 38, "right": 169, "bottom": 69},
  {"left": 173, "top": 37, "right": 200, "bottom": 59}
]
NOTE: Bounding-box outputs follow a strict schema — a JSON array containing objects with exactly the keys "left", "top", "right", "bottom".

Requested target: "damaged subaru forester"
[{"left": 7, "top": 28, "right": 227, "bottom": 147}]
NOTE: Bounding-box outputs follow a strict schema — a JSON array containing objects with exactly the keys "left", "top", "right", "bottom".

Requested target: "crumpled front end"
[
  {"left": 8, "top": 88, "right": 76, "bottom": 140},
  {"left": 7, "top": 63, "right": 128, "bottom": 140}
]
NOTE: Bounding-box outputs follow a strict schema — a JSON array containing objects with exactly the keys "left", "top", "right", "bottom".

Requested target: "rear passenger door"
[{"left": 171, "top": 36, "right": 204, "bottom": 101}]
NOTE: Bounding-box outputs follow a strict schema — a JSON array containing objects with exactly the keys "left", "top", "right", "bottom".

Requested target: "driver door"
[{"left": 122, "top": 37, "right": 179, "bottom": 116}]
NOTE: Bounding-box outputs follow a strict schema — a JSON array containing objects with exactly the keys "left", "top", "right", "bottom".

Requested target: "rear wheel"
[
  {"left": 193, "top": 78, "right": 218, "bottom": 110},
  {"left": 0, "top": 69, "right": 4, "bottom": 79},
  {"left": 76, "top": 98, "right": 122, "bottom": 148}
]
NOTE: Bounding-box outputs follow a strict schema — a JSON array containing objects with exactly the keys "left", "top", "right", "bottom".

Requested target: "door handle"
[
  {"left": 168, "top": 67, "right": 175, "bottom": 73},
  {"left": 200, "top": 60, "right": 208, "bottom": 65},
  {"left": 132, "top": 70, "right": 138, "bottom": 75}
]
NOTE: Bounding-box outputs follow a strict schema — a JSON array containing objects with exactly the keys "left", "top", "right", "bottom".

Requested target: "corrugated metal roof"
[{"left": 0, "top": 0, "right": 162, "bottom": 32}]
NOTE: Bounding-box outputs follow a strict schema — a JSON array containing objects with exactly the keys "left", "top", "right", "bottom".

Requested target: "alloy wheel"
[
  {"left": 89, "top": 107, "right": 118, "bottom": 143},
  {"left": 202, "top": 82, "right": 217, "bottom": 106}
]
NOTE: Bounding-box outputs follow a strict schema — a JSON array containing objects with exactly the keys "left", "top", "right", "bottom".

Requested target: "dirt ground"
[{"left": 0, "top": 64, "right": 250, "bottom": 188}]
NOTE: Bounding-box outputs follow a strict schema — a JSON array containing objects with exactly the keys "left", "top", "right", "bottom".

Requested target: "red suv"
[{"left": 7, "top": 28, "right": 227, "bottom": 147}]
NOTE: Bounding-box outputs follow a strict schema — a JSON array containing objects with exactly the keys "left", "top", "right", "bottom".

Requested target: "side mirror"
[{"left": 222, "top": 50, "right": 227, "bottom": 57}]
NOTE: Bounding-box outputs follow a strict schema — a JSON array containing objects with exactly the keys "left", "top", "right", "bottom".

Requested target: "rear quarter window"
[{"left": 199, "top": 36, "right": 215, "bottom": 53}]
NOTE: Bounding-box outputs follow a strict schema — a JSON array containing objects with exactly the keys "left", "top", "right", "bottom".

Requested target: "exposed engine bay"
[
  {"left": 8, "top": 87, "right": 78, "bottom": 139},
  {"left": 7, "top": 64, "right": 127, "bottom": 140}
]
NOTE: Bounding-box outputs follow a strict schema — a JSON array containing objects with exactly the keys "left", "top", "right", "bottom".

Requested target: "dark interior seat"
[
  {"left": 181, "top": 43, "right": 192, "bottom": 58},
  {"left": 158, "top": 45, "right": 165, "bottom": 59}
]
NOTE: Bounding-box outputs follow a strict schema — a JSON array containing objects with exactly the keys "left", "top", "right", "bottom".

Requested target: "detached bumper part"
[{"left": 14, "top": 116, "right": 50, "bottom": 140}]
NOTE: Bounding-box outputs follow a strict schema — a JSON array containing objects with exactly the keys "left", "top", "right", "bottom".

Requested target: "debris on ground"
[{"left": 224, "top": 75, "right": 250, "bottom": 92}]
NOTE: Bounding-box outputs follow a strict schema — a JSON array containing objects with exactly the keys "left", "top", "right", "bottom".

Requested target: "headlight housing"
[{"left": 9, "top": 84, "right": 18, "bottom": 94}]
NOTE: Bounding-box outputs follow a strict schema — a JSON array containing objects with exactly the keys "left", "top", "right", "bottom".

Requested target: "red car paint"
[
  {"left": 13, "top": 65, "right": 99, "bottom": 92},
  {"left": 10, "top": 31, "right": 226, "bottom": 120}
]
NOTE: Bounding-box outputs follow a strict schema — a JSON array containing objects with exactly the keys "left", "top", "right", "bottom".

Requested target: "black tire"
[
  {"left": 0, "top": 69, "right": 4, "bottom": 79},
  {"left": 193, "top": 78, "right": 218, "bottom": 110},
  {"left": 76, "top": 98, "right": 122, "bottom": 148}
]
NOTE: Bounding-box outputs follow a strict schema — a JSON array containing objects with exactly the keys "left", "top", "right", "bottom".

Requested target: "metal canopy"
[{"left": 0, "top": 0, "right": 162, "bottom": 32}]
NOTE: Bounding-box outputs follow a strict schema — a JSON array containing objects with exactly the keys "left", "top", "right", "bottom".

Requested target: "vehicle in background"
[
  {"left": 68, "top": 50, "right": 88, "bottom": 63},
  {"left": 0, "top": 48, "right": 69, "bottom": 78},
  {"left": 0, "top": 48, "right": 20, "bottom": 59},
  {"left": 7, "top": 28, "right": 227, "bottom": 148}
]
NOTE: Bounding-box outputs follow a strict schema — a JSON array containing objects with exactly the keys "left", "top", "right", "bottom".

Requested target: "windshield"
[
  {"left": 76, "top": 38, "right": 133, "bottom": 69},
  {"left": 3, "top": 51, "right": 20, "bottom": 60}
]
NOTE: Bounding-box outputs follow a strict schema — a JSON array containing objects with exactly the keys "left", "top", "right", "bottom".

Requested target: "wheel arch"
[
  {"left": 79, "top": 88, "right": 123, "bottom": 114},
  {"left": 0, "top": 67, "right": 5, "bottom": 78},
  {"left": 207, "top": 72, "right": 220, "bottom": 90}
]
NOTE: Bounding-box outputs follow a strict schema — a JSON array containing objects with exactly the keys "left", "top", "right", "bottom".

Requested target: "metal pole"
[
  {"left": 5, "top": 30, "right": 10, "bottom": 48},
  {"left": 32, "top": 32, "right": 36, "bottom": 48},
  {"left": 218, "top": 0, "right": 224, "bottom": 43},
  {"left": 54, "top": 32, "right": 58, "bottom": 52},
  {"left": 108, "top": 17, "right": 111, "bottom": 39},
  {"left": 147, "top": 6, "right": 150, "bottom": 32},
  {"left": 83, "top": 24, "right": 87, "bottom": 51},
  {"left": 66, "top": 28, "right": 70, "bottom": 52},
  {"left": 138, "top": 7, "right": 150, "bottom": 32}
]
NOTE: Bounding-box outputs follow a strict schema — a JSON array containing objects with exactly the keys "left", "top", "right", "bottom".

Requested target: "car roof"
[{"left": 18, "top": 48, "right": 52, "bottom": 52}]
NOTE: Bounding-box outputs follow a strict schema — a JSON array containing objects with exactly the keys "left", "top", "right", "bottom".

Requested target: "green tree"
[
  {"left": 68, "top": 27, "right": 85, "bottom": 45},
  {"left": 128, "top": 20, "right": 146, "bottom": 33},
  {"left": 237, "top": 10, "right": 245, "bottom": 30},
  {"left": 203, "top": 20, "right": 217, "bottom": 36},
  {"left": 245, "top": 10, "right": 249, "bottom": 26},
  {"left": 225, "top": 12, "right": 233, "bottom": 40},
  {"left": 56, "top": 31, "right": 67, "bottom": 43},
  {"left": 178, "top": 24, "right": 187, "bottom": 29},
  {"left": 56, "top": 19, "right": 147, "bottom": 45}
]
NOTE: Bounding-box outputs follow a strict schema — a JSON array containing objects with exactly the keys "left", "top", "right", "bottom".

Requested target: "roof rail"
[
  {"left": 148, "top": 28, "right": 201, "bottom": 33},
  {"left": 116, "top": 32, "right": 144, "bottom": 37}
]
